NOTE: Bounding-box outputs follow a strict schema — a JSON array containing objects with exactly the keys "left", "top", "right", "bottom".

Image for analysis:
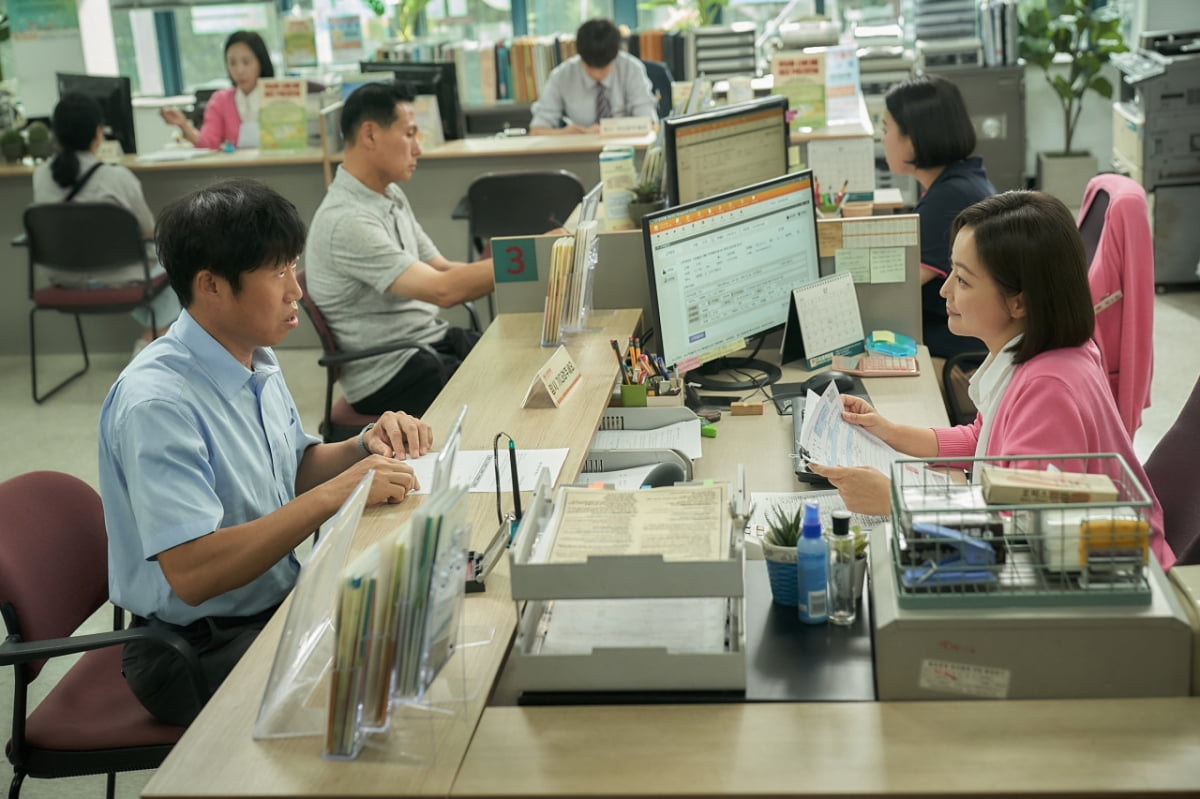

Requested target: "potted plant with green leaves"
[
  {"left": 0, "top": 128, "right": 23, "bottom": 163},
  {"left": 627, "top": 179, "right": 666, "bottom": 228},
  {"left": 1019, "top": 0, "right": 1127, "bottom": 205},
  {"left": 761, "top": 503, "right": 804, "bottom": 606},
  {"left": 639, "top": 0, "right": 729, "bottom": 28},
  {"left": 25, "top": 120, "right": 51, "bottom": 161}
]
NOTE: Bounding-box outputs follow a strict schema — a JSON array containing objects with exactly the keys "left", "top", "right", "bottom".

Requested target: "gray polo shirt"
[{"left": 305, "top": 167, "right": 446, "bottom": 403}]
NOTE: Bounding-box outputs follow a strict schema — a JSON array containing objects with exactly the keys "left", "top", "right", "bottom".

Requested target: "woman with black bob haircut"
[
  {"left": 883, "top": 74, "right": 997, "bottom": 359},
  {"left": 32, "top": 92, "right": 180, "bottom": 352},
  {"left": 810, "top": 191, "right": 1174, "bottom": 570},
  {"left": 161, "top": 30, "right": 276, "bottom": 150}
]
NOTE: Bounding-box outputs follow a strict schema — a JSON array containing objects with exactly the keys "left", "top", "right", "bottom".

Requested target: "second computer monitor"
[
  {"left": 663, "top": 94, "right": 789, "bottom": 207},
  {"left": 359, "top": 60, "right": 464, "bottom": 140},
  {"left": 56, "top": 73, "right": 136, "bottom": 155},
  {"left": 643, "top": 169, "right": 819, "bottom": 374}
]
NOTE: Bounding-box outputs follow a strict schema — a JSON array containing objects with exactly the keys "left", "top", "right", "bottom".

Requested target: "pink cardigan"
[
  {"left": 1078, "top": 174, "right": 1154, "bottom": 436},
  {"left": 196, "top": 88, "right": 240, "bottom": 150},
  {"left": 934, "top": 342, "right": 1173, "bottom": 570}
]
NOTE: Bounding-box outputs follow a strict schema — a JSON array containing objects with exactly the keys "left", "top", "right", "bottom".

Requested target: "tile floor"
[{"left": 1, "top": 289, "right": 1198, "bottom": 798}]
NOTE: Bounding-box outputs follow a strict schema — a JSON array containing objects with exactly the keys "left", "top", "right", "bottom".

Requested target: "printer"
[{"left": 1111, "top": 29, "right": 1200, "bottom": 284}]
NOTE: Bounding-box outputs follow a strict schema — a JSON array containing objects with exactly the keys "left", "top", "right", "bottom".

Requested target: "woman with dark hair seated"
[
  {"left": 32, "top": 93, "right": 180, "bottom": 353},
  {"left": 810, "top": 191, "right": 1174, "bottom": 570},
  {"left": 161, "top": 30, "right": 275, "bottom": 150},
  {"left": 883, "top": 74, "right": 997, "bottom": 359}
]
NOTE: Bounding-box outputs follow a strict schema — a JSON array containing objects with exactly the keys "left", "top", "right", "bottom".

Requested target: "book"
[{"left": 980, "top": 466, "right": 1119, "bottom": 505}]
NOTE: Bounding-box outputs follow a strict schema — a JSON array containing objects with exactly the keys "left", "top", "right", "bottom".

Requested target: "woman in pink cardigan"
[
  {"left": 810, "top": 191, "right": 1174, "bottom": 570},
  {"left": 161, "top": 30, "right": 275, "bottom": 150}
]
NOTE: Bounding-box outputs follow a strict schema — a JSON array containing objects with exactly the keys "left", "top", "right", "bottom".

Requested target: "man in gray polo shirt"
[{"left": 305, "top": 83, "right": 494, "bottom": 416}]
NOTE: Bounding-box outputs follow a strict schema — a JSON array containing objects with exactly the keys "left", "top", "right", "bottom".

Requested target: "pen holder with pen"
[{"left": 815, "top": 200, "right": 844, "bottom": 219}]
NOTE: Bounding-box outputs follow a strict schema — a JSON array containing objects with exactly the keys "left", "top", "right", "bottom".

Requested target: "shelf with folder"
[{"left": 505, "top": 471, "right": 746, "bottom": 695}]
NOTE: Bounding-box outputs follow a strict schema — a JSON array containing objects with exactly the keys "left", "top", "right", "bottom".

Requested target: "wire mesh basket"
[{"left": 888, "top": 453, "right": 1154, "bottom": 609}]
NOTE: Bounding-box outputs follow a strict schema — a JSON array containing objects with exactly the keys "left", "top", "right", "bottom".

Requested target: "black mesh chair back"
[
  {"left": 467, "top": 170, "right": 585, "bottom": 260},
  {"left": 640, "top": 59, "right": 674, "bottom": 119}
]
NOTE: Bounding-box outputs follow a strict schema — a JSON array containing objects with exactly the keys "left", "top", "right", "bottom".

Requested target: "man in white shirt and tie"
[{"left": 530, "top": 18, "right": 659, "bottom": 135}]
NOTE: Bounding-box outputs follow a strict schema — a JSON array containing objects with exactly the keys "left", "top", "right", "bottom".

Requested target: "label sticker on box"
[{"left": 919, "top": 658, "right": 1011, "bottom": 699}]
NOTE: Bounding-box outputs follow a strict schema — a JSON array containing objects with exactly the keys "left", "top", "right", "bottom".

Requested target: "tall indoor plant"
[{"left": 1019, "top": 0, "right": 1127, "bottom": 204}]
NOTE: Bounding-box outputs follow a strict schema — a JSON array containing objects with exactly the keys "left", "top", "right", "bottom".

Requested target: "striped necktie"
[{"left": 595, "top": 82, "right": 612, "bottom": 121}]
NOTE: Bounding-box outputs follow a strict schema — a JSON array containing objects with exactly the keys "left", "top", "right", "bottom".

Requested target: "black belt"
[{"left": 131, "top": 603, "right": 280, "bottom": 635}]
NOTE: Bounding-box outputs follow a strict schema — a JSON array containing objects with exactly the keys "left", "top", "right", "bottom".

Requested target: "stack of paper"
[{"left": 541, "top": 236, "right": 574, "bottom": 346}]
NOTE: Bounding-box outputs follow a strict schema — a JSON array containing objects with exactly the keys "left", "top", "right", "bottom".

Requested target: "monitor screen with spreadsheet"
[
  {"left": 663, "top": 94, "right": 789, "bottom": 206},
  {"left": 642, "top": 169, "right": 819, "bottom": 377}
]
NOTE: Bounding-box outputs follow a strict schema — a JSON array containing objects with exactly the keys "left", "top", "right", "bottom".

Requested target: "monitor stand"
[{"left": 684, "top": 356, "right": 782, "bottom": 393}]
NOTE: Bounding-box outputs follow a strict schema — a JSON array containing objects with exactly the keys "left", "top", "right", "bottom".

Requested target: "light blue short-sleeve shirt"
[{"left": 99, "top": 310, "right": 321, "bottom": 625}]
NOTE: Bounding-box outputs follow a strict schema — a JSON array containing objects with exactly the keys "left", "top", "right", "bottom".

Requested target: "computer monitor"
[
  {"left": 56, "top": 73, "right": 136, "bottom": 155},
  {"left": 663, "top": 94, "right": 789, "bottom": 206},
  {"left": 359, "top": 60, "right": 464, "bottom": 140},
  {"left": 643, "top": 169, "right": 819, "bottom": 390}
]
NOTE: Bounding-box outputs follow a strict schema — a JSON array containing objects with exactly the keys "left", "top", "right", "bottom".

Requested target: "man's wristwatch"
[{"left": 356, "top": 422, "right": 376, "bottom": 457}]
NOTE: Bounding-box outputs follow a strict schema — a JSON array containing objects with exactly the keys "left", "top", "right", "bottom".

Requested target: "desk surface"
[{"left": 453, "top": 698, "right": 1200, "bottom": 797}]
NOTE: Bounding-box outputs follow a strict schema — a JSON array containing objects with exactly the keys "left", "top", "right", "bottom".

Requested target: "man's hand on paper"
[
  {"left": 838, "top": 394, "right": 897, "bottom": 445},
  {"left": 807, "top": 463, "right": 892, "bottom": 517},
  {"left": 368, "top": 411, "right": 434, "bottom": 459}
]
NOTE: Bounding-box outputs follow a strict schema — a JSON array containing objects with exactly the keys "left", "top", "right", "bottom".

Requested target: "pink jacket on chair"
[
  {"left": 1077, "top": 174, "right": 1154, "bottom": 437},
  {"left": 195, "top": 88, "right": 241, "bottom": 151}
]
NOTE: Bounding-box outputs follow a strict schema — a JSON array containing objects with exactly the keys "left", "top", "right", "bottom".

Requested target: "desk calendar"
[{"left": 780, "top": 271, "right": 866, "bottom": 368}]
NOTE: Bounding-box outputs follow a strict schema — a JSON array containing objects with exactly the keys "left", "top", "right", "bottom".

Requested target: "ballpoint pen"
[{"left": 508, "top": 438, "right": 523, "bottom": 522}]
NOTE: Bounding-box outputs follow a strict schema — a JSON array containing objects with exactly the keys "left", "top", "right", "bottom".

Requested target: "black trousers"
[
  {"left": 122, "top": 604, "right": 278, "bottom": 727},
  {"left": 351, "top": 326, "right": 481, "bottom": 417}
]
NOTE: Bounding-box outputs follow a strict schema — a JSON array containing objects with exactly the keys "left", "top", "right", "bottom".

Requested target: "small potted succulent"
[
  {"left": 627, "top": 180, "right": 666, "bottom": 228},
  {"left": 25, "top": 121, "right": 51, "bottom": 161},
  {"left": 0, "top": 128, "right": 24, "bottom": 163},
  {"left": 761, "top": 503, "right": 804, "bottom": 606}
]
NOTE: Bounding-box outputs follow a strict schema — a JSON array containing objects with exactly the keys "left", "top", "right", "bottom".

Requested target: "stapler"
[{"left": 901, "top": 522, "right": 998, "bottom": 589}]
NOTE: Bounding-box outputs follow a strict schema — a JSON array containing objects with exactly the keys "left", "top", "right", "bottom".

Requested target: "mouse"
[{"left": 804, "top": 369, "right": 857, "bottom": 395}]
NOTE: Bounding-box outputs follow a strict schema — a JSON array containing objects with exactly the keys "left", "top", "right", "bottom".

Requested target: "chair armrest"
[
  {"left": 11, "top": 233, "right": 27, "bottom": 247},
  {"left": 319, "top": 339, "right": 438, "bottom": 368},
  {"left": 0, "top": 625, "right": 207, "bottom": 702}
]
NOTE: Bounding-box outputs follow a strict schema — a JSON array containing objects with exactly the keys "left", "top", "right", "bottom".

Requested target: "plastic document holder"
[
  {"left": 505, "top": 470, "right": 746, "bottom": 694},
  {"left": 579, "top": 448, "right": 693, "bottom": 484},
  {"left": 597, "top": 406, "right": 697, "bottom": 432}
]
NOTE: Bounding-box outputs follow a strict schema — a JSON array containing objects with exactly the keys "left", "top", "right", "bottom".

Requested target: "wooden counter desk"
[{"left": 141, "top": 310, "right": 641, "bottom": 799}]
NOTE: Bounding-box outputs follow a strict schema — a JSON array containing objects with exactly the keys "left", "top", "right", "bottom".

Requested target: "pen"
[
  {"left": 508, "top": 439, "right": 522, "bottom": 522},
  {"left": 835, "top": 179, "right": 849, "bottom": 204},
  {"left": 611, "top": 339, "right": 632, "bottom": 383}
]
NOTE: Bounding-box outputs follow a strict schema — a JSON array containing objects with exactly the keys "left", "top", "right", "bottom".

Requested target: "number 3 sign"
[{"left": 493, "top": 238, "right": 538, "bottom": 283}]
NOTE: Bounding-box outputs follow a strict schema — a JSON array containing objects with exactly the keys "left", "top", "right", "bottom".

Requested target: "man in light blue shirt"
[
  {"left": 100, "top": 178, "right": 432, "bottom": 726},
  {"left": 530, "top": 18, "right": 658, "bottom": 134}
]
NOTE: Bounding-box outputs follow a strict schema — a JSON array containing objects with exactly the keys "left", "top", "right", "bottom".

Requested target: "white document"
[
  {"left": 591, "top": 418, "right": 703, "bottom": 460},
  {"left": 404, "top": 448, "right": 569, "bottom": 495},
  {"left": 746, "top": 489, "right": 888, "bottom": 543},
  {"left": 798, "top": 382, "right": 903, "bottom": 475},
  {"left": 536, "top": 598, "right": 728, "bottom": 656},
  {"left": 135, "top": 148, "right": 217, "bottom": 163},
  {"left": 546, "top": 484, "right": 728, "bottom": 563}
]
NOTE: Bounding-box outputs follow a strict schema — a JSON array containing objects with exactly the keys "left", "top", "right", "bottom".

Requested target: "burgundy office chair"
[
  {"left": 22, "top": 203, "right": 171, "bottom": 403},
  {"left": 0, "top": 471, "right": 205, "bottom": 799},
  {"left": 1145, "top": 374, "right": 1200, "bottom": 566},
  {"left": 296, "top": 273, "right": 445, "bottom": 442}
]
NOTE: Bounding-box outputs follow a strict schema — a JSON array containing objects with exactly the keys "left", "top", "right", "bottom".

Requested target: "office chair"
[
  {"left": 940, "top": 350, "right": 986, "bottom": 426},
  {"left": 0, "top": 471, "right": 205, "bottom": 799},
  {"left": 465, "top": 170, "right": 585, "bottom": 320},
  {"left": 1145, "top": 373, "right": 1200, "bottom": 566},
  {"left": 296, "top": 273, "right": 448, "bottom": 442},
  {"left": 640, "top": 59, "right": 674, "bottom": 120},
  {"left": 1078, "top": 174, "right": 1154, "bottom": 437},
  {"left": 190, "top": 88, "right": 219, "bottom": 130},
  {"left": 22, "top": 203, "right": 171, "bottom": 403}
]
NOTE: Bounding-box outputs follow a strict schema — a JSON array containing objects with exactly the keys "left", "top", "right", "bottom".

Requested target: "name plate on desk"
[
  {"left": 600, "top": 117, "right": 653, "bottom": 136},
  {"left": 523, "top": 345, "right": 581, "bottom": 408}
]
